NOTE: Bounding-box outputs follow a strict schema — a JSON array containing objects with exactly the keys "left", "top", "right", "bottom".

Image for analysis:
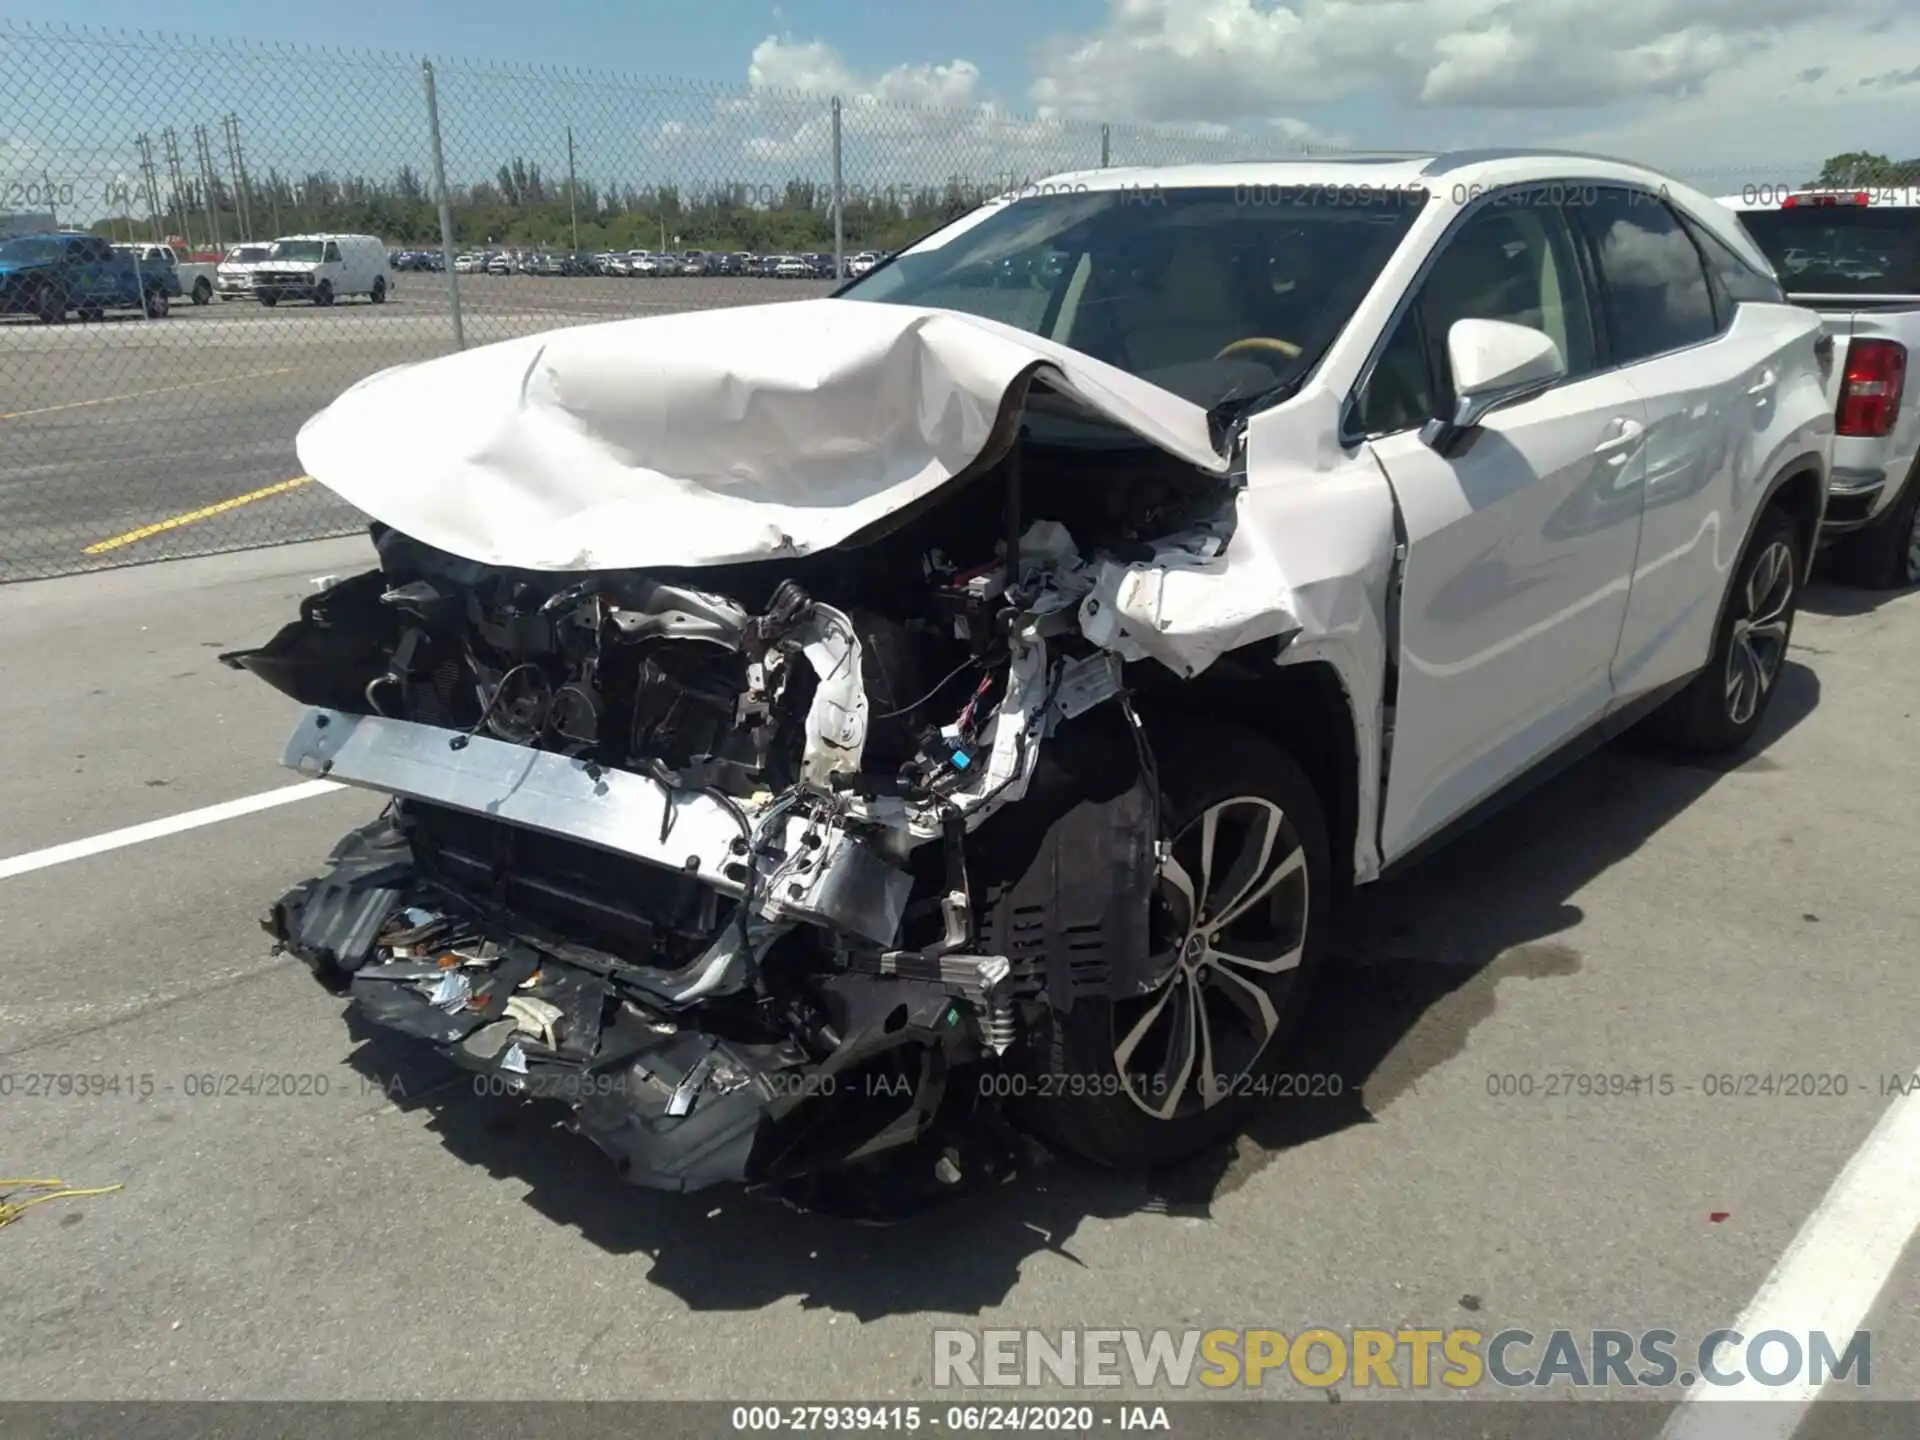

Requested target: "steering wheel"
[{"left": 1215, "top": 335, "right": 1303, "bottom": 362}]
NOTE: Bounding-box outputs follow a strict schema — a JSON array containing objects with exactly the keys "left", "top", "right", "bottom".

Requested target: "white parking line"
[
  {"left": 0, "top": 780, "right": 345, "bottom": 881},
  {"left": 1660, "top": 1073, "right": 1920, "bottom": 1439}
]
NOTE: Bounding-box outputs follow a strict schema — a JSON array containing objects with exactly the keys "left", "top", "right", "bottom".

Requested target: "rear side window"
[
  {"left": 1681, "top": 216, "right": 1786, "bottom": 312},
  {"left": 1571, "top": 189, "right": 1717, "bottom": 363},
  {"left": 83, "top": 238, "right": 116, "bottom": 263},
  {"left": 323, "top": 242, "right": 343, "bottom": 263}
]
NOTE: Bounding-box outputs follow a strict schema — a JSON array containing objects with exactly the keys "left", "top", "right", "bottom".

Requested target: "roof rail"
[{"left": 1420, "top": 147, "right": 1686, "bottom": 182}]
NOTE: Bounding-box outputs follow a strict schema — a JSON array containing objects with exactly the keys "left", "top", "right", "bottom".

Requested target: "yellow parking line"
[
  {"left": 83, "top": 475, "right": 315, "bottom": 555},
  {"left": 0, "top": 367, "right": 295, "bottom": 422}
]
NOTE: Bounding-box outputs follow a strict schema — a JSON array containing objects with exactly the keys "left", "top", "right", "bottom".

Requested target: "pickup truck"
[
  {"left": 1721, "top": 189, "right": 1920, "bottom": 587},
  {"left": 117, "top": 242, "right": 219, "bottom": 305},
  {"left": 0, "top": 231, "right": 182, "bottom": 322}
]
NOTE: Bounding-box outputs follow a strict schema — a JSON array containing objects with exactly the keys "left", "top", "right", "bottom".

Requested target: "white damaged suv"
[{"left": 225, "top": 150, "right": 1832, "bottom": 1199}]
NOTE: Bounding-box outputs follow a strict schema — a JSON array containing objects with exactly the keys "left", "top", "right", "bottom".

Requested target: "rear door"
[
  {"left": 1583, "top": 187, "right": 1824, "bottom": 703},
  {"left": 1353, "top": 185, "right": 1650, "bottom": 861}
]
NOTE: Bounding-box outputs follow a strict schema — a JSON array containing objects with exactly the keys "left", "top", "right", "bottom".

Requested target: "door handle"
[
  {"left": 1592, "top": 418, "right": 1646, "bottom": 462},
  {"left": 1747, "top": 369, "right": 1777, "bottom": 400}
]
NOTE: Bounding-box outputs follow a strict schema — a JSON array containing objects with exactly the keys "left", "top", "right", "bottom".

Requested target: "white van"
[{"left": 252, "top": 233, "right": 392, "bottom": 306}]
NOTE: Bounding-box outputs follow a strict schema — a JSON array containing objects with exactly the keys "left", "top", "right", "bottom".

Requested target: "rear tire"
[
  {"left": 142, "top": 286, "right": 169, "bottom": 319},
  {"left": 1831, "top": 462, "right": 1920, "bottom": 591},
  {"left": 1647, "top": 506, "right": 1801, "bottom": 754},
  {"left": 34, "top": 281, "right": 65, "bottom": 324},
  {"left": 258, "top": 293, "right": 278, "bottom": 307},
  {"left": 369, "top": 277, "right": 387, "bottom": 304},
  {"left": 191, "top": 277, "right": 211, "bottom": 305},
  {"left": 1017, "top": 725, "right": 1333, "bottom": 1170}
]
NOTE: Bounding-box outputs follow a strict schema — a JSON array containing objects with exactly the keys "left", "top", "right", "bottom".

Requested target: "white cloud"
[
  {"left": 1020, "top": 0, "right": 1919, "bottom": 176},
  {"left": 1027, "top": 0, "right": 1867, "bottom": 117},
  {"left": 650, "top": 34, "right": 1339, "bottom": 197}
]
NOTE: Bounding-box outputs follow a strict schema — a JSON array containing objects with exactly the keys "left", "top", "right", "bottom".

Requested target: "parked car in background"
[
  {"left": 118, "top": 241, "right": 216, "bottom": 304},
  {"left": 230, "top": 150, "right": 1832, "bottom": 1199},
  {"left": 681, "top": 250, "right": 713, "bottom": 276},
  {"left": 630, "top": 252, "right": 665, "bottom": 277},
  {"left": 0, "top": 231, "right": 180, "bottom": 321},
  {"left": 846, "top": 251, "right": 880, "bottom": 278},
  {"left": 453, "top": 252, "right": 483, "bottom": 274},
  {"left": 253, "top": 233, "right": 392, "bottom": 306},
  {"left": 602, "top": 253, "right": 632, "bottom": 276},
  {"left": 1719, "top": 188, "right": 1920, "bottom": 587},
  {"left": 216, "top": 242, "right": 272, "bottom": 299},
  {"left": 485, "top": 252, "right": 512, "bottom": 276},
  {"left": 771, "top": 254, "right": 811, "bottom": 279}
]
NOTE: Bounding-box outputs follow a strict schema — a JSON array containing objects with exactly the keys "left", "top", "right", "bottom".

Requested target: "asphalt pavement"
[
  {"left": 0, "top": 275, "right": 836, "bottom": 581},
  {"left": 0, "top": 535, "right": 1914, "bottom": 1425}
]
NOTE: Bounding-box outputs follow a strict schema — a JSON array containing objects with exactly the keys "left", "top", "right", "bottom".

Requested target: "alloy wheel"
[
  {"left": 1111, "top": 796, "right": 1311, "bottom": 1120},
  {"left": 1725, "top": 538, "right": 1794, "bottom": 727}
]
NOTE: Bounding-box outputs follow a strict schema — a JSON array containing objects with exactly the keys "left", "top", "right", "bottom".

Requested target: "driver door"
[{"left": 1352, "top": 190, "right": 1651, "bottom": 862}]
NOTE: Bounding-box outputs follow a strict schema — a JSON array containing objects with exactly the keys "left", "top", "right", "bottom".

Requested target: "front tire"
[
  {"left": 1648, "top": 506, "right": 1801, "bottom": 754},
  {"left": 191, "top": 277, "right": 211, "bottom": 305},
  {"left": 1018, "top": 726, "right": 1332, "bottom": 1169},
  {"left": 142, "top": 286, "right": 169, "bottom": 319},
  {"left": 1831, "top": 462, "right": 1920, "bottom": 591},
  {"left": 312, "top": 280, "right": 334, "bottom": 307}
]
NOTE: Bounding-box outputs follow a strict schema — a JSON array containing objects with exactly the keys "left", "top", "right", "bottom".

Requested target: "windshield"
[
  {"left": 0, "top": 236, "right": 63, "bottom": 264},
  {"left": 1739, "top": 207, "right": 1920, "bottom": 295},
  {"left": 837, "top": 185, "right": 1427, "bottom": 409},
  {"left": 269, "top": 240, "right": 326, "bottom": 262},
  {"left": 229, "top": 246, "right": 269, "bottom": 263}
]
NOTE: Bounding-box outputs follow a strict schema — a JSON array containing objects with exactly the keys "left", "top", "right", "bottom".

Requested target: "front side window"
[
  {"left": 1571, "top": 189, "right": 1717, "bottom": 362},
  {"left": 837, "top": 186, "right": 1427, "bottom": 413},
  {"left": 1355, "top": 190, "right": 1595, "bottom": 435},
  {"left": 271, "top": 240, "right": 325, "bottom": 262}
]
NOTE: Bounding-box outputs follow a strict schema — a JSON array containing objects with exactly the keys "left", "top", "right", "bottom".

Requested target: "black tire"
[
  {"left": 1647, "top": 506, "right": 1802, "bottom": 754},
  {"left": 76, "top": 307, "right": 103, "bottom": 323},
  {"left": 34, "top": 281, "right": 65, "bottom": 324},
  {"left": 258, "top": 293, "right": 279, "bottom": 307},
  {"left": 1830, "top": 462, "right": 1920, "bottom": 591},
  {"left": 369, "top": 277, "right": 387, "bottom": 304},
  {"left": 142, "top": 286, "right": 169, "bottom": 319},
  {"left": 313, "top": 280, "right": 334, "bottom": 307},
  {"left": 1016, "top": 725, "right": 1333, "bottom": 1169},
  {"left": 191, "top": 277, "right": 211, "bottom": 305}
]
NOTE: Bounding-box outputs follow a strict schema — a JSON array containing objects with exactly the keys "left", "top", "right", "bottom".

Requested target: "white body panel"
[{"left": 1367, "top": 371, "right": 1647, "bottom": 859}]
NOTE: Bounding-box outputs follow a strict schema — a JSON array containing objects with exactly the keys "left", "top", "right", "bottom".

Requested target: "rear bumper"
[{"left": 1821, "top": 466, "right": 1889, "bottom": 533}]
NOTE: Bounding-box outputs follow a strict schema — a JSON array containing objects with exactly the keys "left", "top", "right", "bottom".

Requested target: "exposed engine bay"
[{"left": 227, "top": 402, "right": 1297, "bottom": 1201}]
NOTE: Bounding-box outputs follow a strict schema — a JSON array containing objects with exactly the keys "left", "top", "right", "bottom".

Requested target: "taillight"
[
  {"left": 1783, "top": 191, "right": 1871, "bottom": 208},
  {"left": 1836, "top": 339, "right": 1907, "bottom": 437}
]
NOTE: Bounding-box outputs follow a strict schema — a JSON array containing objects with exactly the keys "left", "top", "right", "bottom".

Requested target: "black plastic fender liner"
[
  {"left": 220, "top": 568, "right": 396, "bottom": 712},
  {"left": 266, "top": 816, "right": 414, "bottom": 993}
]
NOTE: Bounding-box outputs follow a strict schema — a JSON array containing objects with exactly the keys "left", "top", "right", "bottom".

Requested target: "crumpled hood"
[{"left": 295, "top": 298, "right": 1228, "bottom": 571}]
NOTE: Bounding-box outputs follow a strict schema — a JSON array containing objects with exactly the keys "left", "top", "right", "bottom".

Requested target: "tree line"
[
  {"left": 90, "top": 157, "right": 997, "bottom": 253},
  {"left": 89, "top": 149, "right": 1920, "bottom": 253}
]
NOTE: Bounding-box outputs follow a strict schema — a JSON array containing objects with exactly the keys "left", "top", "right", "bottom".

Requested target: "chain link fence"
[{"left": 0, "top": 20, "right": 1826, "bottom": 581}]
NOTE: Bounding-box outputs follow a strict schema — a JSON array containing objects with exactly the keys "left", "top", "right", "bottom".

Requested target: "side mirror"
[{"left": 1421, "top": 318, "right": 1566, "bottom": 455}]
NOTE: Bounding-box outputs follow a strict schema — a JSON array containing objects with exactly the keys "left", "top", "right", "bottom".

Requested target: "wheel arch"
[{"left": 1135, "top": 651, "right": 1362, "bottom": 908}]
